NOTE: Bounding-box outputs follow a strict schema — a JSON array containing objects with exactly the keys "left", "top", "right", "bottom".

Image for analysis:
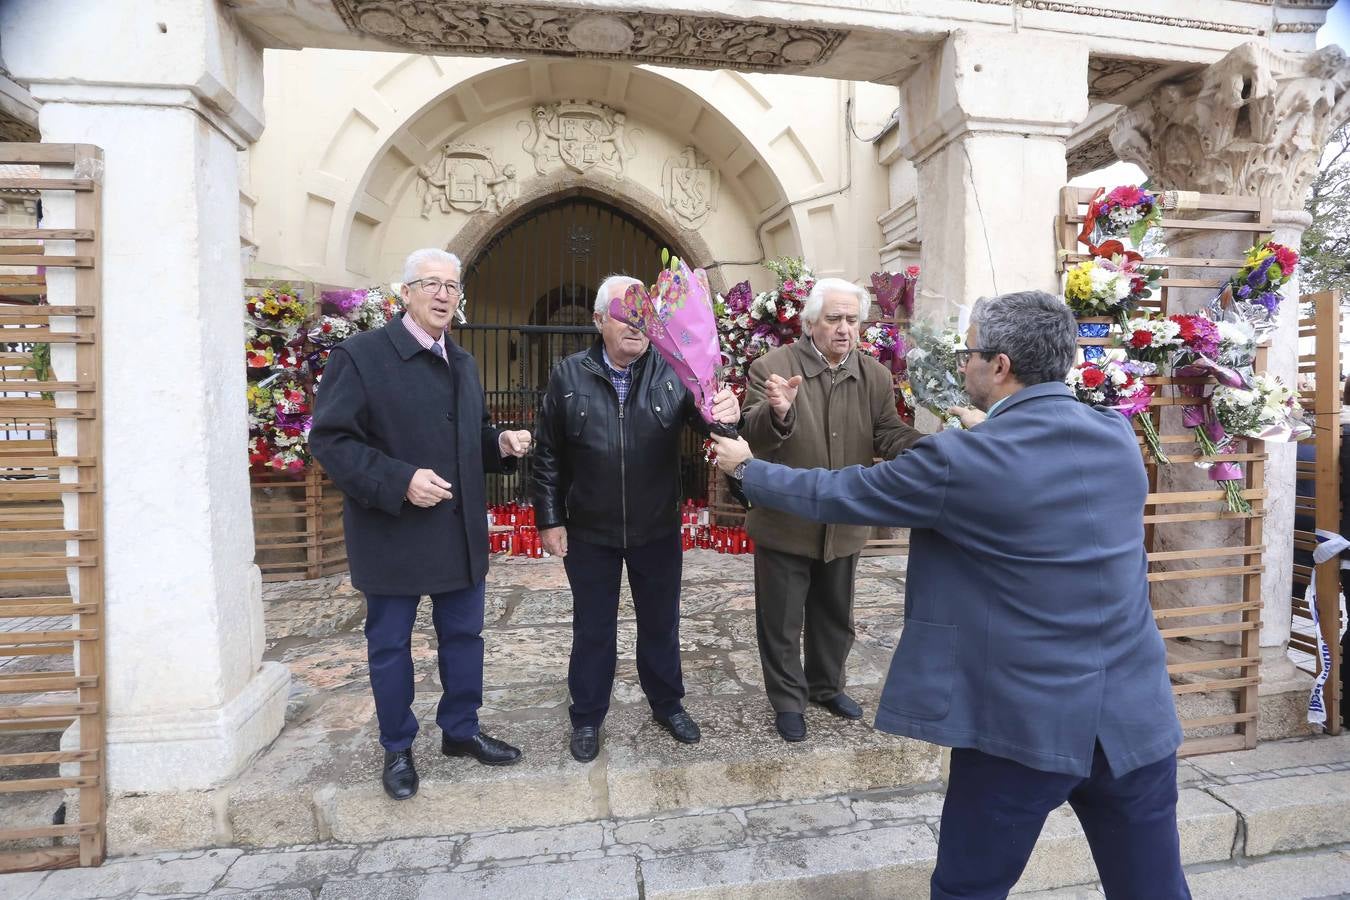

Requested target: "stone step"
[
  {"left": 304, "top": 689, "right": 937, "bottom": 846},
  {"left": 109, "top": 687, "right": 940, "bottom": 853},
  {"left": 23, "top": 736, "right": 1350, "bottom": 899}
]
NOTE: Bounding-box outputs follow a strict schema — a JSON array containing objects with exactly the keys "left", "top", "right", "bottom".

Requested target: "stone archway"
[{"left": 449, "top": 172, "right": 725, "bottom": 297}]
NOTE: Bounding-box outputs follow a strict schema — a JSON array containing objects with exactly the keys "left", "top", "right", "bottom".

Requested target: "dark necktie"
[{"left": 430, "top": 343, "right": 445, "bottom": 360}]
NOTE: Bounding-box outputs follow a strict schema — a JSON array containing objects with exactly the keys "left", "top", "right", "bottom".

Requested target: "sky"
[{"left": 1319, "top": 1, "right": 1349, "bottom": 50}]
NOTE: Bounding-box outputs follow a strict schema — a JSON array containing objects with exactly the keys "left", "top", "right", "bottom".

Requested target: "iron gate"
[{"left": 458, "top": 194, "right": 709, "bottom": 506}]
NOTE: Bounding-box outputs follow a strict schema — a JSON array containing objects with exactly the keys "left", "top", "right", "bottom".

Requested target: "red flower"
[
  {"left": 1169, "top": 314, "right": 1197, "bottom": 342},
  {"left": 321, "top": 322, "right": 332, "bottom": 333},
  {"left": 1271, "top": 243, "right": 1299, "bottom": 273},
  {"left": 1106, "top": 185, "right": 1145, "bottom": 208},
  {"left": 905, "top": 265, "right": 920, "bottom": 278},
  {"left": 1129, "top": 330, "right": 1153, "bottom": 348},
  {"left": 1081, "top": 367, "right": 1106, "bottom": 389}
]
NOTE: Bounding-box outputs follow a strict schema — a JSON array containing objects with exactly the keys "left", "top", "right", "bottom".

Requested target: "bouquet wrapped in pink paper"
[
  {"left": 610, "top": 250, "right": 748, "bottom": 505},
  {"left": 609, "top": 251, "right": 723, "bottom": 424}
]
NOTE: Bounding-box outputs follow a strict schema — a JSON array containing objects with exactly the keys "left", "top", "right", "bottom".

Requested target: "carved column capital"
[{"left": 1111, "top": 42, "right": 1350, "bottom": 208}]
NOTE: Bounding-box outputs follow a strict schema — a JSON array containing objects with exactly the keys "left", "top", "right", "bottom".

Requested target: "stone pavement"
[
  {"left": 3, "top": 548, "right": 1347, "bottom": 897},
  {"left": 2, "top": 734, "right": 1350, "bottom": 898}
]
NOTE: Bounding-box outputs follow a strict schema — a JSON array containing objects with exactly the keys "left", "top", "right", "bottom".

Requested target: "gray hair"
[
  {"left": 593, "top": 274, "right": 642, "bottom": 317},
  {"left": 801, "top": 277, "right": 871, "bottom": 326},
  {"left": 401, "top": 248, "right": 461, "bottom": 283},
  {"left": 969, "top": 290, "right": 1077, "bottom": 386}
]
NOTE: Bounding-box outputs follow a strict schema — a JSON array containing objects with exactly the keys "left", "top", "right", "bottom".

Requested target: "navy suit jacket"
[
  {"left": 741, "top": 381, "right": 1182, "bottom": 777},
  {"left": 310, "top": 314, "right": 510, "bottom": 595}
]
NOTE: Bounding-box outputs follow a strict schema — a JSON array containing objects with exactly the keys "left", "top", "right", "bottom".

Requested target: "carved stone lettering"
[{"left": 330, "top": 2, "right": 846, "bottom": 72}]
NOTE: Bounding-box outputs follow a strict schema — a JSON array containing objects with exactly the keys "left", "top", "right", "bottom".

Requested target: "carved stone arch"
[
  {"left": 321, "top": 58, "right": 798, "bottom": 286},
  {"left": 448, "top": 168, "right": 727, "bottom": 297}
]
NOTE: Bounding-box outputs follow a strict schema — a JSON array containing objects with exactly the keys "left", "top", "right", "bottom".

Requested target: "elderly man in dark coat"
[
  {"left": 712, "top": 290, "right": 1188, "bottom": 899},
  {"left": 740, "top": 277, "right": 923, "bottom": 742},
  {"left": 310, "top": 248, "right": 532, "bottom": 800},
  {"left": 532, "top": 274, "right": 740, "bottom": 763}
]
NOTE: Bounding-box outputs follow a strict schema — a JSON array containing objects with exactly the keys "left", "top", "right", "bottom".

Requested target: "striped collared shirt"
[
  {"left": 602, "top": 347, "right": 633, "bottom": 407},
  {"left": 402, "top": 314, "right": 448, "bottom": 363}
]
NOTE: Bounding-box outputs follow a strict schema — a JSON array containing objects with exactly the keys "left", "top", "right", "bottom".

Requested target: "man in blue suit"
[{"left": 712, "top": 290, "right": 1188, "bottom": 899}]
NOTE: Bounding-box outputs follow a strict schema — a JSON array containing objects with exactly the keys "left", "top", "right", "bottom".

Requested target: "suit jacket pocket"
[{"left": 879, "top": 619, "right": 957, "bottom": 721}]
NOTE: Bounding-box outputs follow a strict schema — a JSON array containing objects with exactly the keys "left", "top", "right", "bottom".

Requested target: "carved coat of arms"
[
  {"left": 662, "top": 147, "right": 719, "bottom": 229},
  {"left": 520, "top": 101, "right": 638, "bottom": 178},
  {"left": 416, "top": 143, "right": 518, "bottom": 217}
]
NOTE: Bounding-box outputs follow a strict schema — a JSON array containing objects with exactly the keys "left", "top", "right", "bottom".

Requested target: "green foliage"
[
  {"left": 1301, "top": 124, "right": 1350, "bottom": 299},
  {"left": 29, "top": 343, "right": 52, "bottom": 401},
  {"left": 762, "top": 257, "right": 810, "bottom": 284}
]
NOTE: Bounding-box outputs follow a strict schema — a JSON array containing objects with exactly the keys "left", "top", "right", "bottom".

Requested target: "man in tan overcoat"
[{"left": 740, "top": 277, "right": 923, "bottom": 741}]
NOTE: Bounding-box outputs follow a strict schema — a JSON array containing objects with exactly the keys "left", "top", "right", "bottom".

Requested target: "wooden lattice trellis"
[
  {"left": 1291, "top": 289, "right": 1342, "bottom": 734},
  {"left": 252, "top": 467, "right": 347, "bottom": 582},
  {"left": 1059, "top": 186, "right": 1275, "bottom": 755},
  {"left": 0, "top": 144, "right": 106, "bottom": 871}
]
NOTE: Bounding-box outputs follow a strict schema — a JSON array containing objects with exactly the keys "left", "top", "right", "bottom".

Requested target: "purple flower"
[
  {"left": 276, "top": 412, "right": 312, "bottom": 431},
  {"left": 1248, "top": 255, "right": 1275, "bottom": 290},
  {"left": 1237, "top": 284, "right": 1252, "bottom": 300},
  {"left": 1186, "top": 316, "right": 1220, "bottom": 359},
  {"left": 321, "top": 289, "right": 365, "bottom": 315},
  {"left": 724, "top": 281, "right": 753, "bottom": 315},
  {"left": 1257, "top": 291, "right": 1282, "bottom": 314}
]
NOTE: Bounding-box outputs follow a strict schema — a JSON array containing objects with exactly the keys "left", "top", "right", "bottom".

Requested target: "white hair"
[
  {"left": 801, "top": 277, "right": 870, "bottom": 326},
  {"left": 593, "top": 274, "right": 642, "bottom": 316},
  {"left": 402, "top": 248, "right": 461, "bottom": 283}
]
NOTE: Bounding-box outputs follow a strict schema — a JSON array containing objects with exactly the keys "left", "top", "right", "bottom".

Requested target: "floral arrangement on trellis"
[
  {"left": 1061, "top": 184, "right": 1311, "bottom": 510},
  {"left": 713, "top": 257, "right": 814, "bottom": 400},
  {"left": 244, "top": 283, "right": 401, "bottom": 475}
]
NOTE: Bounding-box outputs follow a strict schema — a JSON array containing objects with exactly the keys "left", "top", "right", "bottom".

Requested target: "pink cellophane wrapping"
[{"left": 610, "top": 261, "right": 722, "bottom": 423}]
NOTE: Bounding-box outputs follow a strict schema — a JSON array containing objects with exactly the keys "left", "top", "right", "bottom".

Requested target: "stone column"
[
  {"left": 890, "top": 30, "right": 1089, "bottom": 328},
  {"left": 1112, "top": 43, "right": 1350, "bottom": 675},
  {"left": 0, "top": 0, "right": 289, "bottom": 791}
]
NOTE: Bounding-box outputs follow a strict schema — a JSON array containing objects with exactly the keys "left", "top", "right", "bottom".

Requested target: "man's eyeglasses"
[
  {"left": 954, "top": 347, "right": 996, "bottom": 366},
  {"left": 408, "top": 278, "right": 462, "bottom": 297}
]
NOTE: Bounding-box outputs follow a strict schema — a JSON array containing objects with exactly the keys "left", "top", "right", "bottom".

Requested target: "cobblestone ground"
[{"left": 260, "top": 549, "right": 906, "bottom": 733}]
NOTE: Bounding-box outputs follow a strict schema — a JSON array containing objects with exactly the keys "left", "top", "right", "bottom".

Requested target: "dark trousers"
[
  {"left": 932, "top": 743, "right": 1190, "bottom": 900},
  {"left": 564, "top": 532, "right": 685, "bottom": 729},
  {"left": 753, "top": 545, "right": 857, "bottom": 713},
  {"left": 364, "top": 582, "right": 485, "bottom": 751}
]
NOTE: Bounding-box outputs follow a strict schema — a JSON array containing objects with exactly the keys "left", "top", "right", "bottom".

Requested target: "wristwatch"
[{"left": 731, "top": 460, "right": 749, "bottom": 481}]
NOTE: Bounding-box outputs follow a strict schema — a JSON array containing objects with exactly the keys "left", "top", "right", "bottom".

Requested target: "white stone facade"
[{"left": 0, "top": 0, "right": 1343, "bottom": 796}]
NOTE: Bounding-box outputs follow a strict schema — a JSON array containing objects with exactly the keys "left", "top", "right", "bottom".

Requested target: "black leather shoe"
[
  {"left": 816, "top": 693, "right": 864, "bottom": 720},
  {"left": 441, "top": 731, "right": 522, "bottom": 766},
  {"left": 654, "top": 710, "right": 702, "bottom": 744},
  {"left": 570, "top": 725, "right": 600, "bottom": 762},
  {"left": 382, "top": 749, "right": 419, "bottom": 800},
  {"left": 775, "top": 712, "right": 807, "bottom": 742}
]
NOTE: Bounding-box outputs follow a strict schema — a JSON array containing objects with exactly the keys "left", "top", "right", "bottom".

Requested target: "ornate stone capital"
[
  {"left": 330, "top": 1, "right": 845, "bottom": 73},
  {"left": 1111, "top": 42, "right": 1350, "bottom": 208}
]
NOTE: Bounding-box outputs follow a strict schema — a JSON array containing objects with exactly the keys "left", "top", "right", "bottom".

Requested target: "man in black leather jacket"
[{"left": 532, "top": 274, "right": 741, "bottom": 762}]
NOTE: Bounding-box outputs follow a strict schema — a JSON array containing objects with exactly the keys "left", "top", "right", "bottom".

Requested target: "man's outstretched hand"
[{"left": 711, "top": 434, "right": 753, "bottom": 474}]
